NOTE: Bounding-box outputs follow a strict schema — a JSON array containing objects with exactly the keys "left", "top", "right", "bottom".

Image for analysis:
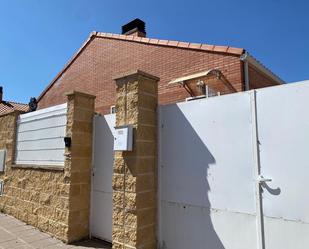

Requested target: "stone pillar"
[
  {"left": 112, "top": 70, "right": 159, "bottom": 249},
  {"left": 0, "top": 111, "right": 19, "bottom": 165},
  {"left": 65, "top": 91, "right": 96, "bottom": 243}
]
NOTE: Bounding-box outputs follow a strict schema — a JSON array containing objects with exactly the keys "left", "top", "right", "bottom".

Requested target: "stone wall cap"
[
  {"left": 0, "top": 110, "right": 21, "bottom": 118},
  {"left": 11, "top": 164, "right": 65, "bottom": 171},
  {"left": 113, "top": 70, "right": 160, "bottom": 81},
  {"left": 65, "top": 91, "right": 96, "bottom": 99}
]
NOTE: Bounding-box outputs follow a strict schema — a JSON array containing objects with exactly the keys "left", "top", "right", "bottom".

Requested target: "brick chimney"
[
  {"left": 0, "top": 86, "right": 3, "bottom": 102},
  {"left": 122, "top": 18, "right": 146, "bottom": 37}
]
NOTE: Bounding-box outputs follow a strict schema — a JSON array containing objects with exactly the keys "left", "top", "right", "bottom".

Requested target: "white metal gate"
[
  {"left": 158, "top": 82, "right": 309, "bottom": 249},
  {"left": 255, "top": 83, "right": 309, "bottom": 249},
  {"left": 90, "top": 114, "right": 115, "bottom": 242}
]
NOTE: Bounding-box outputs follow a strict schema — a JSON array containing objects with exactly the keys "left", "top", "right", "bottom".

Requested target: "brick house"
[
  {"left": 0, "top": 19, "right": 286, "bottom": 247},
  {"left": 37, "top": 19, "right": 284, "bottom": 113}
]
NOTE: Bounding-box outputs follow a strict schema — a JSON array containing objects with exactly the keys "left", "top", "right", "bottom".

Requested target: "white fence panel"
[
  {"left": 256, "top": 82, "right": 309, "bottom": 249},
  {"left": 15, "top": 103, "right": 67, "bottom": 166},
  {"left": 159, "top": 92, "right": 257, "bottom": 249}
]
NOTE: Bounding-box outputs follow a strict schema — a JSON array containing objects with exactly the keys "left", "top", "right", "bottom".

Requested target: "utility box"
[
  {"left": 114, "top": 125, "right": 133, "bottom": 151},
  {"left": 0, "top": 150, "right": 6, "bottom": 172},
  {"left": 0, "top": 180, "right": 3, "bottom": 196}
]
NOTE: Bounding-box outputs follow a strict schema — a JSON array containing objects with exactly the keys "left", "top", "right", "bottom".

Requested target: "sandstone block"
[
  {"left": 72, "top": 121, "right": 92, "bottom": 133},
  {"left": 124, "top": 192, "right": 136, "bottom": 210},
  {"left": 136, "top": 191, "right": 155, "bottom": 209},
  {"left": 74, "top": 96, "right": 95, "bottom": 109},
  {"left": 139, "top": 78, "right": 158, "bottom": 94},
  {"left": 138, "top": 109, "right": 156, "bottom": 125},
  {"left": 70, "top": 145, "right": 92, "bottom": 158},
  {"left": 38, "top": 216, "right": 49, "bottom": 231},
  {"left": 113, "top": 224, "right": 124, "bottom": 244},
  {"left": 113, "top": 174, "right": 125, "bottom": 191},
  {"left": 113, "top": 241, "right": 124, "bottom": 249},
  {"left": 114, "top": 158, "right": 125, "bottom": 174},
  {"left": 113, "top": 208, "right": 124, "bottom": 226},
  {"left": 113, "top": 191, "right": 124, "bottom": 208},
  {"left": 39, "top": 193, "right": 51, "bottom": 205},
  {"left": 135, "top": 125, "right": 156, "bottom": 141},
  {"left": 73, "top": 108, "right": 93, "bottom": 122},
  {"left": 136, "top": 225, "right": 156, "bottom": 247},
  {"left": 124, "top": 210, "right": 137, "bottom": 228}
]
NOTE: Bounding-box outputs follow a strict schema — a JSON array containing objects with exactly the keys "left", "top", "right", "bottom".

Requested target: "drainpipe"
[{"left": 240, "top": 52, "right": 250, "bottom": 91}]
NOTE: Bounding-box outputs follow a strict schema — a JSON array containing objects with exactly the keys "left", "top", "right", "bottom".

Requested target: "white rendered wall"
[{"left": 158, "top": 92, "right": 257, "bottom": 249}]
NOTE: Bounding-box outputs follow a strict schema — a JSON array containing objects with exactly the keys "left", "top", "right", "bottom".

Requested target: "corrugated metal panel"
[{"left": 15, "top": 103, "right": 67, "bottom": 166}]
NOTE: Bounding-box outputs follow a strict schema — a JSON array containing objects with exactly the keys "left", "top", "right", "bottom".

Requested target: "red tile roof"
[
  {"left": 94, "top": 32, "right": 245, "bottom": 55},
  {"left": 0, "top": 101, "right": 29, "bottom": 116}
]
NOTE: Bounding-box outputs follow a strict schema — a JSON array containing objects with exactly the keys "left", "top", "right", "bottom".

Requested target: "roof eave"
[
  {"left": 37, "top": 32, "right": 98, "bottom": 102},
  {"left": 240, "top": 52, "right": 285, "bottom": 85}
]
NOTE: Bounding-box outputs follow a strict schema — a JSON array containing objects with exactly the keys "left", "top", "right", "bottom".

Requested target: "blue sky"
[{"left": 0, "top": 0, "right": 308, "bottom": 103}]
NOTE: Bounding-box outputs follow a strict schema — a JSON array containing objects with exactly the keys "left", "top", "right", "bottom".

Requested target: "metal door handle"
[{"left": 257, "top": 175, "right": 272, "bottom": 183}]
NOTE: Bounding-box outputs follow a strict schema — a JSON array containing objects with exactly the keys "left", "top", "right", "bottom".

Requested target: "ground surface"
[{"left": 0, "top": 213, "right": 111, "bottom": 249}]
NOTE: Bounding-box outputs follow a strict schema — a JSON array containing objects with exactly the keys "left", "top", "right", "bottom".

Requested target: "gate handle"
[{"left": 257, "top": 175, "right": 272, "bottom": 183}]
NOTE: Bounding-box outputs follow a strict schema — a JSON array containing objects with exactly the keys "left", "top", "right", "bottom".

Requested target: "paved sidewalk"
[{"left": 0, "top": 213, "right": 111, "bottom": 249}]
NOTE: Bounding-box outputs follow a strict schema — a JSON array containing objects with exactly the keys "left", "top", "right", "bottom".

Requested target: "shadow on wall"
[{"left": 160, "top": 104, "right": 225, "bottom": 249}]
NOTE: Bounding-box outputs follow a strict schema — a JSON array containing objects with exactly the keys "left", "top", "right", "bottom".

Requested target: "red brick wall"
[
  {"left": 248, "top": 64, "right": 280, "bottom": 89},
  {"left": 38, "top": 37, "right": 245, "bottom": 114}
]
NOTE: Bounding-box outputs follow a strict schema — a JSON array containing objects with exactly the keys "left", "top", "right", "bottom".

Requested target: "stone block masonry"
[
  {"left": 0, "top": 91, "right": 95, "bottom": 243},
  {"left": 112, "top": 70, "right": 159, "bottom": 249},
  {"left": 65, "top": 91, "right": 96, "bottom": 242}
]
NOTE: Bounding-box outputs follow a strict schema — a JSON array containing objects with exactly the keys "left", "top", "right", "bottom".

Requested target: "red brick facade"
[
  {"left": 248, "top": 64, "right": 279, "bottom": 89},
  {"left": 38, "top": 35, "right": 280, "bottom": 114}
]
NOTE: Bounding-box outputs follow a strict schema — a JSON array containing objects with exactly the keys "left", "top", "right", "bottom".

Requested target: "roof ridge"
[
  {"left": 93, "top": 32, "right": 245, "bottom": 56},
  {"left": 6, "top": 100, "right": 28, "bottom": 106}
]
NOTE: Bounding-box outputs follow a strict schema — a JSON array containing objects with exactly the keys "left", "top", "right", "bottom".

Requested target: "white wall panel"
[
  {"left": 17, "top": 126, "right": 66, "bottom": 141},
  {"left": 16, "top": 138, "right": 65, "bottom": 151},
  {"left": 264, "top": 216, "right": 309, "bottom": 249},
  {"left": 15, "top": 149, "right": 65, "bottom": 164},
  {"left": 15, "top": 103, "right": 67, "bottom": 166},
  {"left": 255, "top": 82, "right": 309, "bottom": 248},
  {"left": 161, "top": 201, "right": 257, "bottom": 249},
  {"left": 158, "top": 82, "right": 309, "bottom": 249},
  {"left": 17, "top": 115, "right": 66, "bottom": 132},
  {"left": 159, "top": 93, "right": 256, "bottom": 214},
  {"left": 256, "top": 82, "right": 309, "bottom": 223},
  {"left": 159, "top": 93, "right": 257, "bottom": 249}
]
